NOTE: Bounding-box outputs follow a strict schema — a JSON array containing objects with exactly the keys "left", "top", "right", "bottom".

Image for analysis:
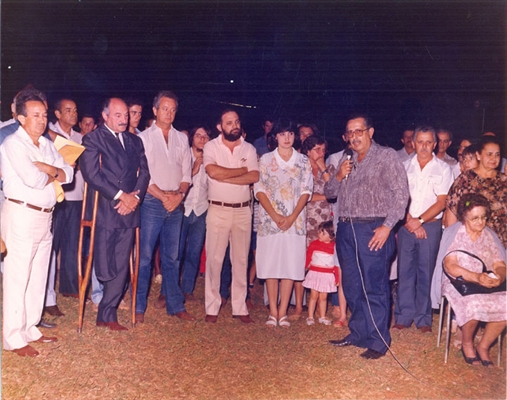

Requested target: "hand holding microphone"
[{"left": 338, "top": 148, "right": 354, "bottom": 182}]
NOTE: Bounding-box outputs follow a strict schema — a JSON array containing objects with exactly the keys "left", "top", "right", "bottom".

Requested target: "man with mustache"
[
  {"left": 393, "top": 126, "right": 452, "bottom": 333},
  {"left": 1, "top": 88, "right": 73, "bottom": 356},
  {"left": 203, "top": 109, "right": 259, "bottom": 323},
  {"left": 325, "top": 113, "right": 409, "bottom": 359},
  {"left": 80, "top": 97, "right": 150, "bottom": 330}
]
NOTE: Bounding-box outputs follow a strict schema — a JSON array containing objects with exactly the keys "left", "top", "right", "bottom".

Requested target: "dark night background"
[{"left": 1, "top": 0, "right": 505, "bottom": 153}]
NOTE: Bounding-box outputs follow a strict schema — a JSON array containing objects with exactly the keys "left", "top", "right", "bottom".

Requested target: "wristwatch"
[
  {"left": 53, "top": 169, "right": 59, "bottom": 179},
  {"left": 418, "top": 216, "right": 424, "bottom": 225}
]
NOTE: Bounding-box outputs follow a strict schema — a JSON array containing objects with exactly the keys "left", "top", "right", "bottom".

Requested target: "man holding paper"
[
  {"left": 48, "top": 98, "right": 85, "bottom": 301},
  {"left": 0, "top": 88, "right": 73, "bottom": 357}
]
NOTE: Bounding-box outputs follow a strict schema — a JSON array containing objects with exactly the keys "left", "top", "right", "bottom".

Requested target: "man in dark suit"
[{"left": 80, "top": 98, "right": 150, "bottom": 331}]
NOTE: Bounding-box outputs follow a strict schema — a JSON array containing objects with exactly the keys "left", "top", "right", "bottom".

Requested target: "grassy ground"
[{"left": 2, "top": 276, "right": 506, "bottom": 400}]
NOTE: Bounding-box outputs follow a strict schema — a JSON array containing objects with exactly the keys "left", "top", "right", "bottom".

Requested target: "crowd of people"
[{"left": 0, "top": 85, "right": 505, "bottom": 367}]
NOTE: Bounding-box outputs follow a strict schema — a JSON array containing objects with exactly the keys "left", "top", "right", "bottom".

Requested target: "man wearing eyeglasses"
[
  {"left": 324, "top": 113, "right": 409, "bottom": 360},
  {"left": 393, "top": 126, "right": 452, "bottom": 334}
]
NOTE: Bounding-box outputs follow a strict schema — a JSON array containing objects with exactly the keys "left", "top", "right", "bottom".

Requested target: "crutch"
[
  {"left": 77, "top": 181, "right": 99, "bottom": 333},
  {"left": 129, "top": 227, "right": 140, "bottom": 327}
]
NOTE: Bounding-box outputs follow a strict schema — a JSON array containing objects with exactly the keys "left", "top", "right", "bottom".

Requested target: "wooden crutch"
[
  {"left": 77, "top": 181, "right": 99, "bottom": 333},
  {"left": 129, "top": 227, "right": 140, "bottom": 327}
]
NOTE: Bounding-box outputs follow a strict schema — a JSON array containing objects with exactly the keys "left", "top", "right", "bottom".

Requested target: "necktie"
[{"left": 115, "top": 132, "right": 124, "bottom": 149}]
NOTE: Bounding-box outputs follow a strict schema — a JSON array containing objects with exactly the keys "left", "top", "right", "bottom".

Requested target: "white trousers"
[{"left": 2, "top": 201, "right": 53, "bottom": 350}]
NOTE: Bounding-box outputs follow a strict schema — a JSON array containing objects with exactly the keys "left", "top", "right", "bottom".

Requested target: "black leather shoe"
[
  {"left": 329, "top": 339, "right": 353, "bottom": 347},
  {"left": 37, "top": 319, "right": 57, "bottom": 329},
  {"left": 360, "top": 349, "right": 385, "bottom": 359}
]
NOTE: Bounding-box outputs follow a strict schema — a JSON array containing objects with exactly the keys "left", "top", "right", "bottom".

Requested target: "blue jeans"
[
  {"left": 336, "top": 219, "right": 395, "bottom": 354},
  {"left": 179, "top": 210, "right": 207, "bottom": 295},
  {"left": 136, "top": 194, "right": 184, "bottom": 315}
]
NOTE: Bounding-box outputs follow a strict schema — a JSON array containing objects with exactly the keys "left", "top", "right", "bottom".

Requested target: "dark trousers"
[
  {"left": 94, "top": 227, "right": 134, "bottom": 323},
  {"left": 52, "top": 200, "right": 82, "bottom": 295},
  {"left": 336, "top": 219, "right": 395, "bottom": 354},
  {"left": 394, "top": 220, "right": 442, "bottom": 328}
]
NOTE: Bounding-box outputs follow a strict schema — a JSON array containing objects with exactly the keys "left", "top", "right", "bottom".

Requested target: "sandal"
[
  {"left": 306, "top": 318, "right": 315, "bottom": 326},
  {"left": 461, "top": 348, "right": 480, "bottom": 366},
  {"left": 318, "top": 317, "right": 332, "bottom": 326},
  {"left": 265, "top": 315, "right": 277, "bottom": 328},
  {"left": 278, "top": 315, "right": 290, "bottom": 328}
]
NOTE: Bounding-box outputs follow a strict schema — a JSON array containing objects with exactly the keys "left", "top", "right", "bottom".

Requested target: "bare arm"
[
  {"left": 222, "top": 170, "right": 259, "bottom": 185},
  {"left": 32, "top": 162, "right": 68, "bottom": 184},
  {"left": 256, "top": 192, "right": 284, "bottom": 226},
  {"left": 405, "top": 195, "right": 447, "bottom": 233},
  {"left": 206, "top": 164, "right": 248, "bottom": 181},
  {"left": 443, "top": 207, "right": 458, "bottom": 228},
  {"left": 444, "top": 254, "right": 504, "bottom": 288}
]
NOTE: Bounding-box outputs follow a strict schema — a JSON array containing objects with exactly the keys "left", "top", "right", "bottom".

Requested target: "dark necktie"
[{"left": 115, "top": 132, "right": 124, "bottom": 149}]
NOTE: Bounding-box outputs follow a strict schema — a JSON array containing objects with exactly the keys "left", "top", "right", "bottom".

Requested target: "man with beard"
[
  {"left": 325, "top": 113, "right": 409, "bottom": 359},
  {"left": 203, "top": 109, "right": 259, "bottom": 323},
  {"left": 393, "top": 126, "right": 452, "bottom": 333}
]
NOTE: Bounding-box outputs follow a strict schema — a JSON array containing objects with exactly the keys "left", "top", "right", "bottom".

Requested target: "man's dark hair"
[
  {"left": 15, "top": 87, "right": 46, "bottom": 117},
  {"left": 153, "top": 91, "right": 178, "bottom": 109},
  {"left": 436, "top": 128, "right": 453, "bottom": 141},
  {"left": 80, "top": 113, "right": 96, "bottom": 123},
  {"left": 54, "top": 97, "right": 74, "bottom": 112},
  {"left": 346, "top": 112, "right": 373, "bottom": 129},
  {"left": 125, "top": 97, "right": 143, "bottom": 108},
  {"left": 297, "top": 123, "right": 318, "bottom": 136},
  {"left": 217, "top": 108, "right": 240, "bottom": 125}
]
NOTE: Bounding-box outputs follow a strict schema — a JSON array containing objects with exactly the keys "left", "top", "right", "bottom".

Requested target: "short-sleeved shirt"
[
  {"left": 203, "top": 134, "right": 258, "bottom": 203},
  {"left": 404, "top": 154, "right": 453, "bottom": 219}
]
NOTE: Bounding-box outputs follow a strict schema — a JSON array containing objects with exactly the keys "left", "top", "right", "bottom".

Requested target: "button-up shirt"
[
  {"left": 404, "top": 154, "right": 453, "bottom": 219},
  {"left": 49, "top": 121, "right": 84, "bottom": 201},
  {"left": 203, "top": 134, "right": 258, "bottom": 203},
  {"left": 183, "top": 151, "right": 208, "bottom": 217},
  {"left": 139, "top": 123, "right": 191, "bottom": 191},
  {"left": 0, "top": 126, "right": 73, "bottom": 208},
  {"left": 324, "top": 140, "right": 409, "bottom": 229}
]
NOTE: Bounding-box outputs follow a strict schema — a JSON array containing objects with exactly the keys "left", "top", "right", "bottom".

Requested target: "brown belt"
[
  {"left": 6, "top": 198, "right": 54, "bottom": 213},
  {"left": 209, "top": 200, "right": 250, "bottom": 208}
]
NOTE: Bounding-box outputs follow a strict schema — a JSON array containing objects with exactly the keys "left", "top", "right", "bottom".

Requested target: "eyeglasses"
[
  {"left": 467, "top": 215, "right": 487, "bottom": 223},
  {"left": 344, "top": 128, "right": 369, "bottom": 139}
]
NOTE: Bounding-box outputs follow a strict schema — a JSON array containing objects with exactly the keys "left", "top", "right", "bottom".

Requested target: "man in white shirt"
[
  {"left": 136, "top": 91, "right": 194, "bottom": 322},
  {"left": 48, "top": 98, "right": 84, "bottom": 303},
  {"left": 436, "top": 128, "right": 458, "bottom": 167},
  {"left": 1, "top": 89, "right": 73, "bottom": 356},
  {"left": 393, "top": 126, "right": 452, "bottom": 333},
  {"left": 396, "top": 128, "right": 415, "bottom": 163},
  {"left": 179, "top": 126, "right": 210, "bottom": 300},
  {"left": 203, "top": 109, "right": 259, "bottom": 324}
]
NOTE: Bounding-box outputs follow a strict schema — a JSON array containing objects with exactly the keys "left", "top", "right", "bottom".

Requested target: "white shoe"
[
  {"left": 318, "top": 317, "right": 332, "bottom": 326},
  {"left": 278, "top": 315, "right": 290, "bottom": 328},
  {"left": 306, "top": 318, "right": 315, "bottom": 326},
  {"left": 265, "top": 315, "right": 277, "bottom": 327}
]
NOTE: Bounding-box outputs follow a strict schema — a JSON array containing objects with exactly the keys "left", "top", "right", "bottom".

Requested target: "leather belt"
[
  {"left": 338, "top": 217, "right": 384, "bottom": 223},
  {"left": 209, "top": 200, "right": 250, "bottom": 208},
  {"left": 6, "top": 198, "right": 54, "bottom": 213}
]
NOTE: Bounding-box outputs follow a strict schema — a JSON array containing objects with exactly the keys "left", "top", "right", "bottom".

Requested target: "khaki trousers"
[{"left": 205, "top": 204, "right": 251, "bottom": 316}]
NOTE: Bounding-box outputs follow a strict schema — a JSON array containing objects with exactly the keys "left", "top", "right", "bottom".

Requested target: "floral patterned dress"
[
  {"left": 447, "top": 170, "right": 507, "bottom": 247},
  {"left": 442, "top": 225, "right": 506, "bottom": 326},
  {"left": 306, "top": 166, "right": 335, "bottom": 246},
  {"left": 254, "top": 149, "right": 313, "bottom": 280}
]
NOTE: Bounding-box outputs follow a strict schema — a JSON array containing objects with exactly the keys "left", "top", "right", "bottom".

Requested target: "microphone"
[{"left": 344, "top": 148, "right": 353, "bottom": 180}]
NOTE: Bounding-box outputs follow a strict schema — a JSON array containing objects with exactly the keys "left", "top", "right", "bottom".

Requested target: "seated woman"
[{"left": 433, "top": 193, "right": 506, "bottom": 367}]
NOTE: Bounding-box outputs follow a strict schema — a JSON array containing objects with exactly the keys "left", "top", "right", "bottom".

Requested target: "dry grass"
[{"left": 2, "top": 276, "right": 506, "bottom": 400}]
